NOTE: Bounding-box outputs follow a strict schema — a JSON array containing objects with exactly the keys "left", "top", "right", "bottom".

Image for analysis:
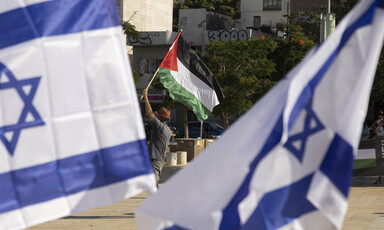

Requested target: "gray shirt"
[{"left": 148, "top": 116, "right": 171, "bottom": 163}]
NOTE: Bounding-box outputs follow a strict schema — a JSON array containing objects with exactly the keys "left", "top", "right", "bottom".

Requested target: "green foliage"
[
  {"left": 182, "top": 0, "right": 214, "bottom": 9},
  {"left": 121, "top": 21, "right": 141, "bottom": 84},
  {"left": 203, "top": 38, "right": 277, "bottom": 120},
  {"left": 285, "top": 9, "right": 325, "bottom": 44},
  {"left": 200, "top": 15, "right": 315, "bottom": 123},
  {"left": 271, "top": 24, "right": 316, "bottom": 81},
  {"left": 331, "top": 0, "right": 359, "bottom": 24},
  {"left": 121, "top": 21, "right": 141, "bottom": 40}
]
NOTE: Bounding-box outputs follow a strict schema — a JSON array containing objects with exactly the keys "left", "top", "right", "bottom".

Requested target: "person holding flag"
[{"left": 142, "top": 89, "right": 172, "bottom": 188}]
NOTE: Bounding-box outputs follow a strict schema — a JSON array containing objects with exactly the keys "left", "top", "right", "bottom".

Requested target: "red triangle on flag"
[{"left": 159, "top": 32, "right": 181, "bottom": 72}]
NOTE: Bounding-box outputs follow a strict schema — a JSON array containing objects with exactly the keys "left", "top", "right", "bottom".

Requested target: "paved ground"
[
  {"left": 342, "top": 177, "right": 384, "bottom": 230},
  {"left": 29, "top": 166, "right": 384, "bottom": 230}
]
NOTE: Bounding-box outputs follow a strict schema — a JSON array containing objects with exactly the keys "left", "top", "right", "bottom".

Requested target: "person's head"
[{"left": 155, "top": 107, "right": 170, "bottom": 123}]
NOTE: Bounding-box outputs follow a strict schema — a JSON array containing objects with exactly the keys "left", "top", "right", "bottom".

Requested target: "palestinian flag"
[{"left": 157, "top": 32, "right": 224, "bottom": 121}]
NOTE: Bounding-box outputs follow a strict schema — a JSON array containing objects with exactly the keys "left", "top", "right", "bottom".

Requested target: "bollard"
[
  {"left": 177, "top": 151, "right": 187, "bottom": 165},
  {"left": 166, "top": 152, "right": 177, "bottom": 166}
]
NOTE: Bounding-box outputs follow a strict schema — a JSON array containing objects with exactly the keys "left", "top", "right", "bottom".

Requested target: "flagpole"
[
  {"left": 140, "top": 67, "right": 160, "bottom": 100},
  {"left": 184, "top": 107, "right": 189, "bottom": 138},
  {"left": 200, "top": 121, "right": 203, "bottom": 139}
]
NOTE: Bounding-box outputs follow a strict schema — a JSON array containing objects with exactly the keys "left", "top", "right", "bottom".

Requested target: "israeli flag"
[
  {"left": 0, "top": 0, "right": 156, "bottom": 229},
  {"left": 136, "top": 0, "right": 384, "bottom": 229}
]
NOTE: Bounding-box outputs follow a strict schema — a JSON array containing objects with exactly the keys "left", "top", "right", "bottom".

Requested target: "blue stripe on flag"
[
  {"left": 239, "top": 134, "right": 354, "bottom": 230},
  {"left": 0, "top": 139, "right": 152, "bottom": 214},
  {"left": 320, "top": 134, "right": 354, "bottom": 197},
  {"left": 219, "top": 115, "right": 284, "bottom": 230},
  {"left": 0, "top": 0, "right": 120, "bottom": 50},
  {"left": 241, "top": 174, "right": 316, "bottom": 230},
  {"left": 218, "top": 135, "right": 354, "bottom": 230},
  {"left": 219, "top": 1, "right": 380, "bottom": 229},
  {"left": 379, "top": 0, "right": 384, "bottom": 8}
]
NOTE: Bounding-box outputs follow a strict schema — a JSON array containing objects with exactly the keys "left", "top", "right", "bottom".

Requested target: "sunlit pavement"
[{"left": 29, "top": 167, "right": 384, "bottom": 230}]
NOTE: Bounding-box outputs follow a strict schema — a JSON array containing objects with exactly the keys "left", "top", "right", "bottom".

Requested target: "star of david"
[
  {"left": 0, "top": 62, "right": 44, "bottom": 156},
  {"left": 284, "top": 100, "right": 324, "bottom": 162}
]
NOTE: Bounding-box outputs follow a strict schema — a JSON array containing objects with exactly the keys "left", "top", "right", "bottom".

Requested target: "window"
[
  {"left": 263, "top": 0, "right": 282, "bottom": 11},
  {"left": 139, "top": 58, "right": 150, "bottom": 74},
  {"left": 139, "top": 58, "right": 159, "bottom": 74},
  {"left": 253, "top": 16, "right": 261, "bottom": 29}
]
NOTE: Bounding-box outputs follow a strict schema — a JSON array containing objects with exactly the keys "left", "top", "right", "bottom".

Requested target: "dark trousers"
[{"left": 151, "top": 159, "right": 164, "bottom": 187}]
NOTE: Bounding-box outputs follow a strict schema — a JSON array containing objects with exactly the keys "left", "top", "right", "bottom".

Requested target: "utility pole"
[
  {"left": 320, "top": 0, "right": 335, "bottom": 43},
  {"left": 286, "top": 1, "right": 290, "bottom": 38},
  {"left": 320, "top": 13, "right": 326, "bottom": 42},
  {"left": 328, "top": 0, "right": 331, "bottom": 13}
]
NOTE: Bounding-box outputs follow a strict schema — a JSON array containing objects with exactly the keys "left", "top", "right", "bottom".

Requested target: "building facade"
[
  {"left": 178, "top": 8, "right": 254, "bottom": 55},
  {"left": 116, "top": 0, "right": 173, "bottom": 31},
  {"left": 240, "top": 0, "right": 328, "bottom": 33},
  {"left": 241, "top": 0, "right": 288, "bottom": 32},
  {"left": 115, "top": 0, "right": 173, "bottom": 54}
]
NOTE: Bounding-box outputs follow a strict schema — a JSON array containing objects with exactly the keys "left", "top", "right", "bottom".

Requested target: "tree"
[
  {"left": 181, "top": 0, "right": 240, "bottom": 17},
  {"left": 273, "top": 20, "right": 316, "bottom": 81},
  {"left": 203, "top": 38, "right": 277, "bottom": 128},
  {"left": 121, "top": 21, "right": 141, "bottom": 83},
  {"left": 273, "top": 1, "right": 360, "bottom": 45},
  {"left": 284, "top": 8, "right": 325, "bottom": 44},
  {"left": 121, "top": 21, "right": 141, "bottom": 40},
  {"left": 331, "top": 0, "right": 359, "bottom": 24}
]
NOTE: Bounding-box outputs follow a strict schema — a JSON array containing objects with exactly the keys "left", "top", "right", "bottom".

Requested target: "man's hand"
[
  {"left": 142, "top": 89, "right": 148, "bottom": 100},
  {"left": 142, "top": 89, "right": 154, "bottom": 120}
]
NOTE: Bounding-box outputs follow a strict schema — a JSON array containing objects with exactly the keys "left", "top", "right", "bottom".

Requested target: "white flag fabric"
[
  {"left": 136, "top": 0, "right": 384, "bottom": 229},
  {"left": 0, "top": 0, "right": 156, "bottom": 229}
]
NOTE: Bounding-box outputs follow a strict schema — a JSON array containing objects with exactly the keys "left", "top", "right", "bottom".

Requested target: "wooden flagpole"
[{"left": 140, "top": 67, "right": 160, "bottom": 100}]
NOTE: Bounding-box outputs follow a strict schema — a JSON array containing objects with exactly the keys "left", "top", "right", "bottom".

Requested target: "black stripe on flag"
[{"left": 177, "top": 36, "right": 224, "bottom": 103}]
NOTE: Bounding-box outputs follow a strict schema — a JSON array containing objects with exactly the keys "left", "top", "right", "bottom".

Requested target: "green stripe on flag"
[
  {"left": 158, "top": 68, "right": 211, "bottom": 121},
  {"left": 353, "top": 159, "right": 376, "bottom": 169}
]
